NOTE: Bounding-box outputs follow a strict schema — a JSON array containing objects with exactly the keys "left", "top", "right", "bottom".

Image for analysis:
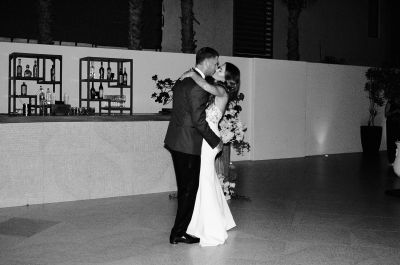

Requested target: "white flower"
[
  {"left": 225, "top": 195, "right": 231, "bottom": 200},
  {"left": 222, "top": 131, "right": 235, "bottom": 143},
  {"left": 230, "top": 183, "right": 236, "bottom": 188}
]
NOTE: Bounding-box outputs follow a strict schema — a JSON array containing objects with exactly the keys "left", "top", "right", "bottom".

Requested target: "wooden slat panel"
[{"left": 233, "top": 0, "right": 274, "bottom": 58}]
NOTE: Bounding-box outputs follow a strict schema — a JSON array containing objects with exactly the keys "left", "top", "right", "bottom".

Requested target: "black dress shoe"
[{"left": 170, "top": 233, "right": 200, "bottom": 244}]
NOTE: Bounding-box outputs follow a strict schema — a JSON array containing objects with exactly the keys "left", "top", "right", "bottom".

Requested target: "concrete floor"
[{"left": 1, "top": 152, "right": 400, "bottom": 265}]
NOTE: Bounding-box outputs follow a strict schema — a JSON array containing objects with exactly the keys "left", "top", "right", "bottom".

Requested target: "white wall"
[
  {"left": 0, "top": 42, "right": 385, "bottom": 162},
  {"left": 305, "top": 63, "right": 386, "bottom": 155}
]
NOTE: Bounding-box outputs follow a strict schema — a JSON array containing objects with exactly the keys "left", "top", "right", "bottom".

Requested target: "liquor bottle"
[
  {"left": 90, "top": 82, "right": 96, "bottom": 99},
  {"left": 50, "top": 90, "right": 55, "bottom": 104},
  {"left": 90, "top": 61, "right": 95, "bottom": 79},
  {"left": 17, "top": 59, "right": 22, "bottom": 77},
  {"left": 46, "top": 87, "right": 52, "bottom": 105},
  {"left": 123, "top": 67, "right": 128, "bottom": 85},
  {"left": 33, "top": 59, "right": 38, "bottom": 78},
  {"left": 106, "top": 61, "right": 111, "bottom": 80},
  {"left": 99, "top": 82, "right": 104, "bottom": 99},
  {"left": 21, "top": 82, "right": 27, "bottom": 96},
  {"left": 50, "top": 64, "right": 55, "bottom": 81},
  {"left": 118, "top": 66, "right": 123, "bottom": 84},
  {"left": 99, "top": 62, "right": 104, "bottom": 79},
  {"left": 38, "top": 86, "right": 45, "bottom": 115},
  {"left": 24, "top": 65, "right": 32, "bottom": 77}
]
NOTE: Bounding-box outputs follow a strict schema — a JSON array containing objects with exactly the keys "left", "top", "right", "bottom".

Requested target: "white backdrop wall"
[
  {"left": 304, "top": 63, "right": 386, "bottom": 155},
  {"left": 0, "top": 43, "right": 385, "bottom": 162}
]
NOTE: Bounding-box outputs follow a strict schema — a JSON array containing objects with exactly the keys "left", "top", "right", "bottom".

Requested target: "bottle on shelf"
[
  {"left": 118, "top": 66, "right": 123, "bottom": 84},
  {"left": 50, "top": 90, "right": 55, "bottom": 104},
  {"left": 21, "top": 82, "right": 27, "bottom": 96},
  {"left": 106, "top": 61, "right": 111, "bottom": 80},
  {"left": 99, "top": 62, "right": 104, "bottom": 79},
  {"left": 99, "top": 82, "right": 104, "bottom": 99},
  {"left": 123, "top": 67, "right": 128, "bottom": 85},
  {"left": 50, "top": 64, "right": 55, "bottom": 81},
  {"left": 90, "top": 61, "right": 95, "bottom": 79},
  {"left": 33, "top": 59, "right": 39, "bottom": 78},
  {"left": 17, "top": 59, "right": 22, "bottom": 77},
  {"left": 90, "top": 82, "right": 96, "bottom": 99},
  {"left": 38, "top": 86, "right": 45, "bottom": 115},
  {"left": 46, "top": 87, "right": 52, "bottom": 105},
  {"left": 24, "top": 65, "right": 32, "bottom": 77}
]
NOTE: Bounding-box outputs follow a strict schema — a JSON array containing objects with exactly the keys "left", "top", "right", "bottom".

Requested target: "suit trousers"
[{"left": 169, "top": 149, "right": 201, "bottom": 236}]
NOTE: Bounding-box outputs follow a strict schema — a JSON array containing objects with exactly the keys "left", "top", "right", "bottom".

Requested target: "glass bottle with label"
[
  {"left": 24, "top": 65, "right": 32, "bottom": 77},
  {"left": 90, "top": 82, "right": 96, "bottom": 99},
  {"left": 118, "top": 66, "right": 123, "bottom": 84},
  {"left": 106, "top": 61, "right": 111, "bottom": 80},
  {"left": 123, "top": 67, "right": 128, "bottom": 85},
  {"left": 21, "top": 82, "right": 27, "bottom": 96},
  {"left": 99, "top": 62, "right": 104, "bottom": 79},
  {"left": 46, "top": 87, "right": 52, "bottom": 105},
  {"left": 90, "top": 61, "right": 95, "bottom": 79},
  {"left": 33, "top": 59, "right": 39, "bottom": 78},
  {"left": 99, "top": 82, "right": 104, "bottom": 99},
  {"left": 50, "top": 64, "right": 55, "bottom": 81},
  {"left": 38, "top": 86, "right": 45, "bottom": 115},
  {"left": 17, "top": 59, "right": 22, "bottom": 77}
]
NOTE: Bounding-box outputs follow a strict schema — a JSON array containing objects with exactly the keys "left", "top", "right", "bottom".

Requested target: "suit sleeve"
[{"left": 188, "top": 85, "right": 221, "bottom": 149}]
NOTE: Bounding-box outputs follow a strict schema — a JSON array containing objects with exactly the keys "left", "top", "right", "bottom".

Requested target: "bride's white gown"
[{"left": 186, "top": 103, "right": 236, "bottom": 247}]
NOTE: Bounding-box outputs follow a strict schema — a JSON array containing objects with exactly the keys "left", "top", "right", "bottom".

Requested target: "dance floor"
[{"left": 1, "top": 152, "right": 400, "bottom": 265}]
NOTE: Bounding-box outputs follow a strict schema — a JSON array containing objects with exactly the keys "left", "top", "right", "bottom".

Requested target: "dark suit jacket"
[{"left": 164, "top": 75, "right": 220, "bottom": 155}]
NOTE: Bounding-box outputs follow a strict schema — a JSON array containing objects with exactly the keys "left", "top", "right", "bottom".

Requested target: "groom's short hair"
[{"left": 196, "top": 47, "right": 219, "bottom": 65}]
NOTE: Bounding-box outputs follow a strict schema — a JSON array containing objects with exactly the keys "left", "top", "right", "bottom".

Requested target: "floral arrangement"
[
  {"left": 217, "top": 163, "right": 250, "bottom": 201},
  {"left": 151, "top": 75, "right": 175, "bottom": 105},
  {"left": 219, "top": 92, "right": 250, "bottom": 155},
  {"left": 218, "top": 173, "right": 236, "bottom": 200}
]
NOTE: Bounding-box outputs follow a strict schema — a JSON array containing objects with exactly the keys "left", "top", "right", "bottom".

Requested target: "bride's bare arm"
[{"left": 180, "top": 71, "right": 226, "bottom": 97}]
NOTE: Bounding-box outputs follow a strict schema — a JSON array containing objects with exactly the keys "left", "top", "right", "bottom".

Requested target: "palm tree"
[
  {"left": 37, "top": 0, "right": 53, "bottom": 44},
  {"left": 282, "top": 0, "right": 316, "bottom": 60},
  {"left": 180, "top": 0, "right": 196, "bottom": 53},
  {"left": 128, "top": 0, "right": 144, "bottom": 50}
]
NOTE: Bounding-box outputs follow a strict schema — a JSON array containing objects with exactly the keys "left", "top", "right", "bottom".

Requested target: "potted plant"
[{"left": 361, "top": 68, "right": 388, "bottom": 154}]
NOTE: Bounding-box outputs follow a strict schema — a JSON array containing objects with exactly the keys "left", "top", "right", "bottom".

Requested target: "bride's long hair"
[{"left": 206, "top": 62, "right": 241, "bottom": 106}]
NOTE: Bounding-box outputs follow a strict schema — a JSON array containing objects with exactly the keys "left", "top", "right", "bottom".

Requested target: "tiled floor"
[{"left": 1, "top": 152, "right": 400, "bottom": 265}]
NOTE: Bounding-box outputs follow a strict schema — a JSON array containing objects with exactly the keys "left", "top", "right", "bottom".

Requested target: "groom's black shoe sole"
[{"left": 170, "top": 233, "right": 200, "bottom": 244}]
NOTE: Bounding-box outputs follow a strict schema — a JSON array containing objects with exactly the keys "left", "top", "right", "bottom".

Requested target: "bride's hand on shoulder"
[{"left": 178, "top": 69, "right": 195, "bottom": 80}]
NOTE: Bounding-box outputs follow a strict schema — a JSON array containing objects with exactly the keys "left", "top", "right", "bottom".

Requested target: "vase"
[
  {"left": 215, "top": 143, "right": 231, "bottom": 177},
  {"left": 393, "top": 141, "right": 400, "bottom": 177},
  {"left": 360, "top": 125, "right": 382, "bottom": 155}
]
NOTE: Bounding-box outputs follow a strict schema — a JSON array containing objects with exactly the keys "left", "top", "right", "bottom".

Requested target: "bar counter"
[
  {"left": 0, "top": 113, "right": 176, "bottom": 208},
  {"left": 0, "top": 113, "right": 171, "bottom": 123}
]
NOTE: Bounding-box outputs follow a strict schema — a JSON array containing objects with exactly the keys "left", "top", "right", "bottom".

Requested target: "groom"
[{"left": 164, "top": 47, "right": 223, "bottom": 244}]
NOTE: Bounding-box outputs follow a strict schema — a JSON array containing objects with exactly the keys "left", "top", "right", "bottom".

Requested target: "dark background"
[{"left": 0, "top": 0, "right": 163, "bottom": 49}]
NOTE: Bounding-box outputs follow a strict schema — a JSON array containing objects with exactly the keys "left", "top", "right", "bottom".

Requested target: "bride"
[{"left": 180, "top": 62, "right": 240, "bottom": 247}]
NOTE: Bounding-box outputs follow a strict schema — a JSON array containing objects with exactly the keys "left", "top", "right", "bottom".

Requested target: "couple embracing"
[{"left": 164, "top": 47, "right": 240, "bottom": 247}]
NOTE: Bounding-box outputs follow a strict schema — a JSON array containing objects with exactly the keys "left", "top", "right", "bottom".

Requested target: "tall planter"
[{"left": 360, "top": 125, "right": 382, "bottom": 154}]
